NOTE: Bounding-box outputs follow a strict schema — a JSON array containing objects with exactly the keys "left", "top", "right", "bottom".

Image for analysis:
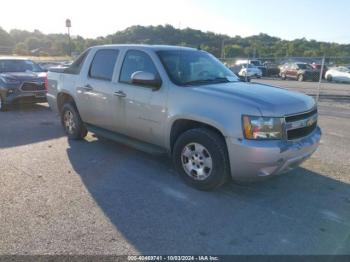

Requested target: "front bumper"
[
  {"left": 226, "top": 126, "right": 321, "bottom": 181},
  {"left": 249, "top": 71, "right": 262, "bottom": 78},
  {"left": 2, "top": 90, "right": 47, "bottom": 105}
]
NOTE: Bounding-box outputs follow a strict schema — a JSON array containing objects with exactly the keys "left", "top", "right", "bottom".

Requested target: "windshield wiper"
[{"left": 184, "top": 77, "right": 232, "bottom": 86}]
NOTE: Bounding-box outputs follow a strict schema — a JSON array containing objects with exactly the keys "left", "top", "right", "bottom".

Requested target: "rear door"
[
  {"left": 282, "top": 63, "right": 290, "bottom": 77},
  {"left": 76, "top": 48, "right": 125, "bottom": 132}
]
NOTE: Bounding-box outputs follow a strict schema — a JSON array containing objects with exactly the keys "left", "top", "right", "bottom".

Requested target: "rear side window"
[
  {"left": 64, "top": 49, "right": 90, "bottom": 75},
  {"left": 119, "top": 50, "right": 159, "bottom": 84},
  {"left": 89, "top": 49, "right": 119, "bottom": 81}
]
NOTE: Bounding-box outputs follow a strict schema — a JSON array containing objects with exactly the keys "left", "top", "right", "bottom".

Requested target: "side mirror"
[{"left": 131, "top": 71, "right": 162, "bottom": 90}]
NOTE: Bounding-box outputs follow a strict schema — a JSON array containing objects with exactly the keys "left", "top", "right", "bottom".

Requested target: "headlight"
[{"left": 243, "top": 115, "right": 283, "bottom": 140}]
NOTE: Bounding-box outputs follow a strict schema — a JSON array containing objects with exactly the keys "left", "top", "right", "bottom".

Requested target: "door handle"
[
  {"left": 114, "top": 90, "right": 127, "bottom": 98},
  {"left": 82, "top": 84, "right": 93, "bottom": 91}
]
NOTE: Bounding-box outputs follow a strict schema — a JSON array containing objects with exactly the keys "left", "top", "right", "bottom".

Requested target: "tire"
[
  {"left": 326, "top": 74, "right": 333, "bottom": 82},
  {"left": 172, "top": 128, "right": 230, "bottom": 191},
  {"left": 0, "top": 95, "right": 7, "bottom": 112},
  {"left": 61, "top": 102, "right": 87, "bottom": 140},
  {"left": 298, "top": 74, "right": 304, "bottom": 82}
]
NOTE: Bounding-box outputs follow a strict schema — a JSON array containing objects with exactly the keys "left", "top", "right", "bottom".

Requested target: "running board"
[{"left": 85, "top": 124, "right": 167, "bottom": 155}]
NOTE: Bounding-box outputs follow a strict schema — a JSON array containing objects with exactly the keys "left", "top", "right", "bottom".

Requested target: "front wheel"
[
  {"left": 298, "top": 74, "right": 304, "bottom": 82},
  {"left": 172, "top": 128, "right": 230, "bottom": 191},
  {"left": 326, "top": 74, "right": 333, "bottom": 82},
  {"left": 61, "top": 103, "right": 87, "bottom": 140}
]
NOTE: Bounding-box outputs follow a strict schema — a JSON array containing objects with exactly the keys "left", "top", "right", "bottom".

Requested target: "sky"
[{"left": 0, "top": 0, "right": 349, "bottom": 43}]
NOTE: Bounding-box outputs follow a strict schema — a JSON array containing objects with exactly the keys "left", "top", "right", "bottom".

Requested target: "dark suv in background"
[
  {"left": 280, "top": 62, "right": 320, "bottom": 82},
  {"left": 0, "top": 58, "right": 47, "bottom": 111}
]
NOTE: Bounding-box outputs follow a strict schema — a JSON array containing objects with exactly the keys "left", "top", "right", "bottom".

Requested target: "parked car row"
[{"left": 228, "top": 58, "right": 350, "bottom": 83}]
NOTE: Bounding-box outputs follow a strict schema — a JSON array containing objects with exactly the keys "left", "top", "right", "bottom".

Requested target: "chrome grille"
[
  {"left": 21, "top": 82, "right": 46, "bottom": 92},
  {"left": 285, "top": 109, "right": 318, "bottom": 140}
]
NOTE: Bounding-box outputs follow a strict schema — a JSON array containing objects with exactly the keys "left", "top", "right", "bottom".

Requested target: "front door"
[{"left": 116, "top": 49, "right": 167, "bottom": 146}]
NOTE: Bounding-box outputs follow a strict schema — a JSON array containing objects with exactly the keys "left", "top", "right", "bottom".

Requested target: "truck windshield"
[
  {"left": 157, "top": 50, "right": 238, "bottom": 86},
  {"left": 0, "top": 60, "right": 43, "bottom": 73}
]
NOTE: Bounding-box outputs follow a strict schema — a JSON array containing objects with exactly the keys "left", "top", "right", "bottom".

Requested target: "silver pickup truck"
[{"left": 47, "top": 45, "right": 321, "bottom": 190}]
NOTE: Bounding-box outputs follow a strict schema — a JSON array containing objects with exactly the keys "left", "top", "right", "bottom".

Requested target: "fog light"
[{"left": 7, "top": 89, "right": 14, "bottom": 94}]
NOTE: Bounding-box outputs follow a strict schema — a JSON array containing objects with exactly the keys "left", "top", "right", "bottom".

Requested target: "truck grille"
[
  {"left": 285, "top": 109, "right": 318, "bottom": 140},
  {"left": 21, "top": 82, "right": 46, "bottom": 92}
]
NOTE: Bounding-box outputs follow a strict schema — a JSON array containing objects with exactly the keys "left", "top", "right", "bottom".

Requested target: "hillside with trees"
[{"left": 0, "top": 25, "right": 349, "bottom": 58}]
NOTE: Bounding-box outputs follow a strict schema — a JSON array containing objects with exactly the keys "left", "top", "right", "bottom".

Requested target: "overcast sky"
[{"left": 0, "top": 0, "right": 348, "bottom": 43}]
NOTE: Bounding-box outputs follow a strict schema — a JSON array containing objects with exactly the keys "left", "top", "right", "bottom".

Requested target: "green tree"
[
  {"left": 25, "top": 37, "right": 41, "bottom": 51},
  {"left": 0, "top": 27, "right": 14, "bottom": 47},
  {"left": 13, "top": 42, "right": 28, "bottom": 55}
]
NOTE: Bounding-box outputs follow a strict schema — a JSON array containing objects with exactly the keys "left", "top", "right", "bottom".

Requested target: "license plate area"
[{"left": 35, "top": 93, "right": 46, "bottom": 98}]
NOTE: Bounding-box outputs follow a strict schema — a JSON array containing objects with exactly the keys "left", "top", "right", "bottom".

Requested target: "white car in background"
[
  {"left": 325, "top": 66, "right": 350, "bottom": 83},
  {"left": 238, "top": 64, "right": 262, "bottom": 78}
]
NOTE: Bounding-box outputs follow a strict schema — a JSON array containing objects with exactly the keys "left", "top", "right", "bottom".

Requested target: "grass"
[{"left": 0, "top": 55, "right": 72, "bottom": 62}]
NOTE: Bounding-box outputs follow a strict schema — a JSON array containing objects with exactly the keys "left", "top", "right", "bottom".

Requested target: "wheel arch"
[
  {"left": 57, "top": 92, "right": 77, "bottom": 113},
  {"left": 169, "top": 118, "right": 228, "bottom": 153}
]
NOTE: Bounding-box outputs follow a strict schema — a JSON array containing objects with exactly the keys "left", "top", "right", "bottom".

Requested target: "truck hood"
[
  {"left": 0, "top": 72, "right": 46, "bottom": 82},
  {"left": 192, "top": 82, "right": 316, "bottom": 116}
]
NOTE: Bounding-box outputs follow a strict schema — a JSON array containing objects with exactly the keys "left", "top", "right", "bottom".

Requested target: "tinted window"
[
  {"left": 120, "top": 50, "right": 159, "bottom": 83},
  {"left": 0, "top": 59, "right": 42, "bottom": 73},
  {"left": 297, "top": 64, "right": 313, "bottom": 70},
  {"left": 250, "top": 60, "right": 261, "bottom": 66},
  {"left": 64, "top": 49, "right": 90, "bottom": 75},
  {"left": 89, "top": 49, "right": 119, "bottom": 81}
]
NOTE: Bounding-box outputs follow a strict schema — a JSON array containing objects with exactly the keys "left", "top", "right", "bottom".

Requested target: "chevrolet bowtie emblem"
[{"left": 307, "top": 117, "right": 316, "bottom": 127}]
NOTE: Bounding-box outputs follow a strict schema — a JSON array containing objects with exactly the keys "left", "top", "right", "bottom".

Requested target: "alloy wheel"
[
  {"left": 181, "top": 142, "right": 213, "bottom": 181},
  {"left": 63, "top": 110, "right": 76, "bottom": 134}
]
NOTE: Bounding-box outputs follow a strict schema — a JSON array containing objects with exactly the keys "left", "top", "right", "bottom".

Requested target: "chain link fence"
[
  {"left": 221, "top": 56, "right": 350, "bottom": 80},
  {"left": 220, "top": 56, "right": 350, "bottom": 105}
]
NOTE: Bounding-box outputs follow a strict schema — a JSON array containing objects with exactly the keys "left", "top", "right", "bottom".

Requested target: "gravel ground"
[{"left": 0, "top": 80, "right": 350, "bottom": 255}]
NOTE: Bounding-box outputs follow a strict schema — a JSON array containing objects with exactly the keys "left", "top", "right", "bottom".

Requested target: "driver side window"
[{"left": 119, "top": 50, "right": 159, "bottom": 84}]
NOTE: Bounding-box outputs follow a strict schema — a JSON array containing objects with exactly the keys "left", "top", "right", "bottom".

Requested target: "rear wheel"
[
  {"left": 172, "top": 128, "right": 230, "bottom": 191},
  {"left": 0, "top": 95, "right": 7, "bottom": 112},
  {"left": 61, "top": 103, "right": 87, "bottom": 140}
]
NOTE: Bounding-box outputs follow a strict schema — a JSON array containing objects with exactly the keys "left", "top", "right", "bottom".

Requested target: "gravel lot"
[{"left": 0, "top": 80, "right": 350, "bottom": 255}]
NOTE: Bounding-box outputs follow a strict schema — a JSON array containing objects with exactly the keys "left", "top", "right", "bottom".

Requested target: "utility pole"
[
  {"left": 316, "top": 54, "right": 326, "bottom": 104},
  {"left": 66, "top": 19, "right": 72, "bottom": 57},
  {"left": 221, "top": 38, "right": 225, "bottom": 59}
]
